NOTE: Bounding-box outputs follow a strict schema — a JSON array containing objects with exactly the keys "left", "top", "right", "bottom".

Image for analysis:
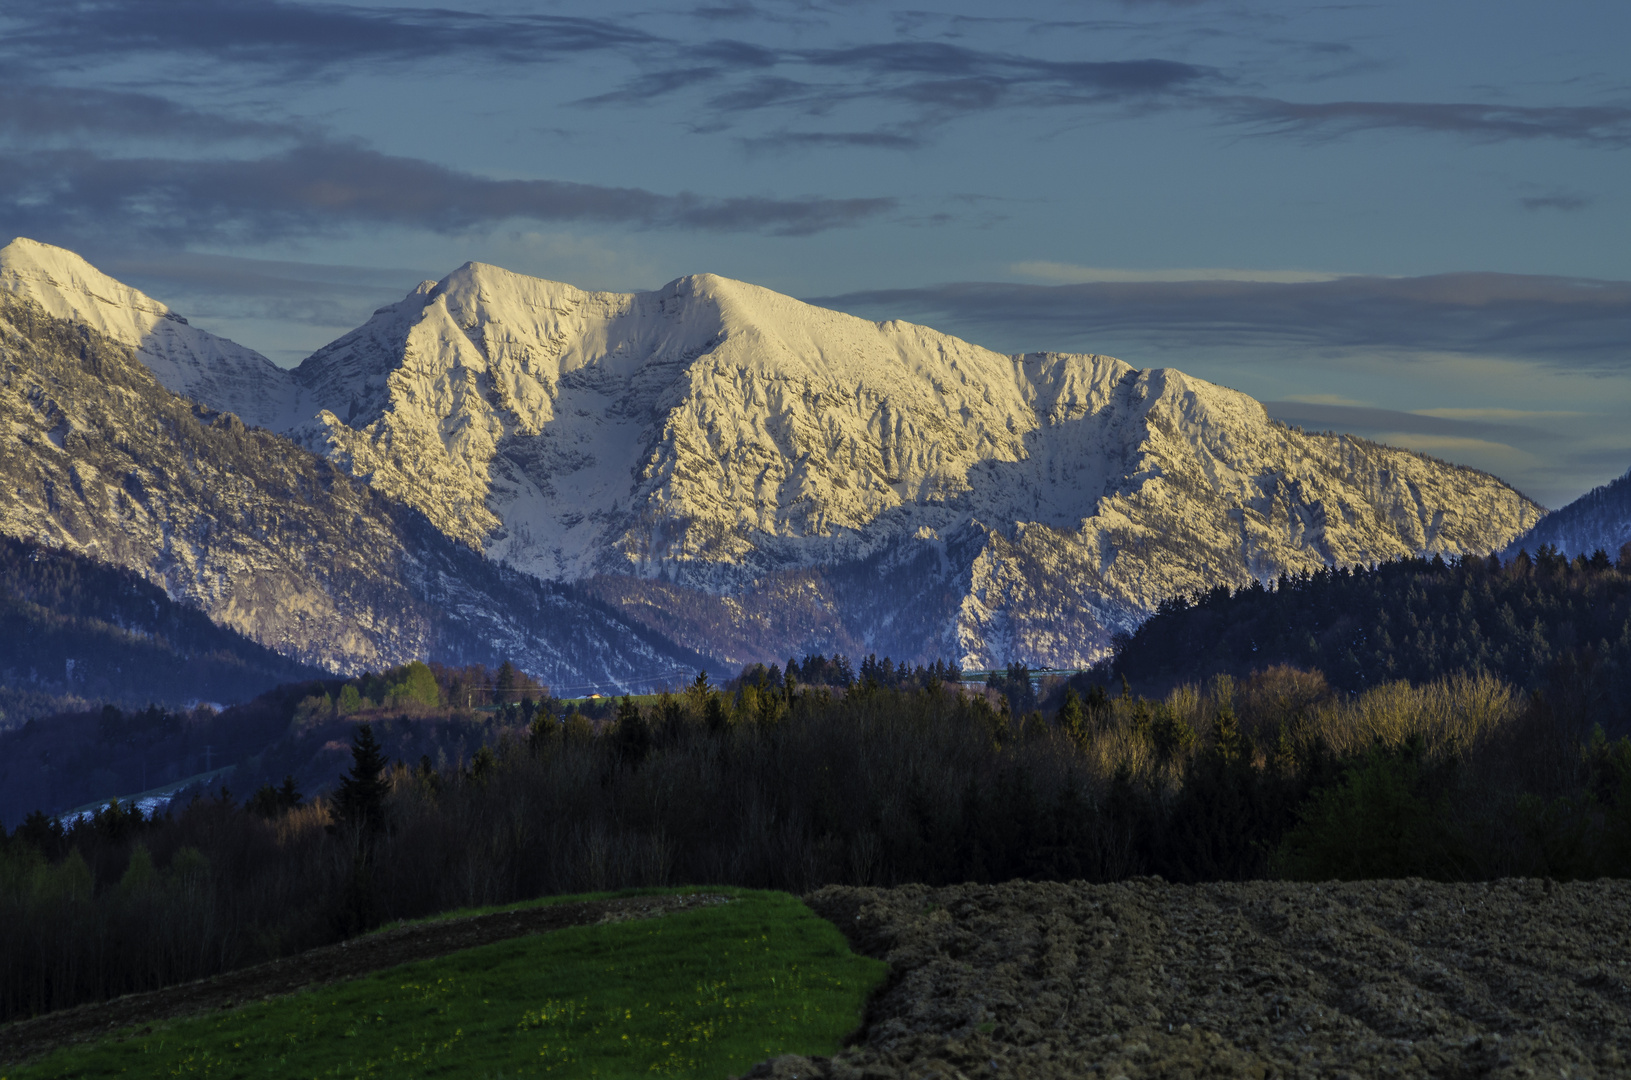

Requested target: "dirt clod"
[{"left": 771, "top": 879, "right": 1631, "bottom": 1079}]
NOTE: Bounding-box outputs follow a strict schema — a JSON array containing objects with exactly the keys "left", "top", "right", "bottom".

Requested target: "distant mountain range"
[{"left": 0, "top": 238, "right": 1553, "bottom": 676}]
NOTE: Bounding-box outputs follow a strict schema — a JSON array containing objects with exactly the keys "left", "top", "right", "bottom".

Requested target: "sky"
[{"left": 1, "top": 0, "right": 1627, "bottom": 509}]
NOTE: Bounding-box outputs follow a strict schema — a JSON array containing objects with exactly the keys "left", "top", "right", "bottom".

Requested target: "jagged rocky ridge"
[
  {"left": 0, "top": 240, "right": 1547, "bottom": 668},
  {"left": 1505, "top": 467, "right": 1631, "bottom": 562},
  {"left": 0, "top": 284, "right": 706, "bottom": 685}
]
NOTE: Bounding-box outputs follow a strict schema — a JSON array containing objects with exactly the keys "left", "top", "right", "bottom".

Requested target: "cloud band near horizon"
[
  {"left": 810, "top": 273, "right": 1631, "bottom": 368},
  {"left": 0, "top": 143, "right": 896, "bottom": 244}
]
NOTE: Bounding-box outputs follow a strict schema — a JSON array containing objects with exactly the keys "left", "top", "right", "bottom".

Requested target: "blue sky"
[{"left": 2, "top": 0, "right": 1627, "bottom": 508}]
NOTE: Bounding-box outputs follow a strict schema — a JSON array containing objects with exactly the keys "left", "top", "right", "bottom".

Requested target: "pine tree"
[
  {"left": 335, "top": 723, "right": 389, "bottom": 832},
  {"left": 495, "top": 660, "right": 519, "bottom": 703}
]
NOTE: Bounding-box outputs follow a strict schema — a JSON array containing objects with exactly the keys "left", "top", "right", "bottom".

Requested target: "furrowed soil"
[
  {"left": 744, "top": 879, "right": 1631, "bottom": 1080},
  {"left": 0, "top": 892, "right": 730, "bottom": 1067}
]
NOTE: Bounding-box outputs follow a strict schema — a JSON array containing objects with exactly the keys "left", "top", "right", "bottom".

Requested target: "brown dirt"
[
  {"left": 744, "top": 879, "right": 1631, "bottom": 1079},
  {"left": 0, "top": 891, "right": 731, "bottom": 1068}
]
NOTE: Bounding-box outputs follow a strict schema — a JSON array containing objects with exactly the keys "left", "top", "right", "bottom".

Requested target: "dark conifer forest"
[{"left": 1110, "top": 544, "right": 1631, "bottom": 714}]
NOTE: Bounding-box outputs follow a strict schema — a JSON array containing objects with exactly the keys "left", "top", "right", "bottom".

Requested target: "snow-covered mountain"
[
  {"left": 0, "top": 238, "right": 305, "bottom": 432},
  {"left": 277, "top": 259, "right": 1543, "bottom": 666},
  {"left": 1505, "top": 467, "right": 1631, "bottom": 562},
  {"left": 0, "top": 239, "right": 1549, "bottom": 669},
  {"left": 0, "top": 267, "right": 706, "bottom": 686}
]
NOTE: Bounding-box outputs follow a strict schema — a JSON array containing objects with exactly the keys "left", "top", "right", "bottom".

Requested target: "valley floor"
[{"left": 782, "top": 878, "right": 1631, "bottom": 1080}]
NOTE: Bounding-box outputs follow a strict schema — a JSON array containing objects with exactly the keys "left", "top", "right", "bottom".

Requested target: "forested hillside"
[
  {"left": 0, "top": 535, "right": 322, "bottom": 713},
  {"left": 1505, "top": 467, "right": 1631, "bottom": 560},
  {"left": 1111, "top": 545, "right": 1631, "bottom": 722},
  {"left": 0, "top": 660, "right": 549, "bottom": 826}
]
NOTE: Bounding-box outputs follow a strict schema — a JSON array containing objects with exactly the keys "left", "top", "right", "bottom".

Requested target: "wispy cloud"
[
  {"left": 740, "top": 129, "right": 925, "bottom": 152},
  {"left": 1520, "top": 192, "right": 1593, "bottom": 212},
  {"left": 0, "top": 142, "right": 896, "bottom": 245},
  {"left": 5, "top": 1, "right": 1624, "bottom": 158},
  {"left": 583, "top": 42, "right": 1222, "bottom": 123},
  {"left": 1414, "top": 407, "right": 1587, "bottom": 421},
  {"left": 0, "top": 84, "right": 298, "bottom": 141},
  {"left": 1010, "top": 260, "right": 1346, "bottom": 284},
  {"left": 1261, "top": 401, "right": 1553, "bottom": 445},
  {"left": 1227, "top": 97, "right": 1631, "bottom": 147},
  {"left": 0, "top": 0, "right": 655, "bottom": 76},
  {"left": 810, "top": 273, "right": 1631, "bottom": 367}
]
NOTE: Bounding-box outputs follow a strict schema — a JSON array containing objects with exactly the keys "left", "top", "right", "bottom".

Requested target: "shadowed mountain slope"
[{"left": 1505, "top": 467, "right": 1631, "bottom": 563}]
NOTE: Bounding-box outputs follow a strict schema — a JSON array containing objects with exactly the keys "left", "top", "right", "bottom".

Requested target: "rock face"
[
  {"left": 1506, "top": 467, "right": 1631, "bottom": 562},
  {"left": 0, "top": 240, "right": 1548, "bottom": 669},
  {"left": 0, "top": 285, "right": 703, "bottom": 685}
]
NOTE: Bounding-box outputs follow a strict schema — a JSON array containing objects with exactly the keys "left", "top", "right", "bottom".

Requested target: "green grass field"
[{"left": 4, "top": 889, "right": 887, "bottom": 1080}]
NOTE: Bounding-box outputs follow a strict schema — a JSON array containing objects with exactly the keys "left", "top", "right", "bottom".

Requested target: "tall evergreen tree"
[
  {"left": 335, "top": 723, "right": 389, "bottom": 832},
  {"left": 615, "top": 695, "right": 652, "bottom": 765}
]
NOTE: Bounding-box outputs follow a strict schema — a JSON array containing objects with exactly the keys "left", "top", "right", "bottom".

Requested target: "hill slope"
[
  {"left": 0, "top": 534, "right": 322, "bottom": 707},
  {"left": 1109, "top": 550, "right": 1631, "bottom": 709},
  {"left": 1505, "top": 466, "right": 1631, "bottom": 562}
]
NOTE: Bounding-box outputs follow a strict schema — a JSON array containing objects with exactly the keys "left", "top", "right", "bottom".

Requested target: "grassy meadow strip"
[{"left": 4, "top": 889, "right": 886, "bottom": 1080}]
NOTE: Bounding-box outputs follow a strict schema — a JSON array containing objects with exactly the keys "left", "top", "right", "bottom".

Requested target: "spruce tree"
[{"left": 335, "top": 723, "right": 389, "bottom": 832}]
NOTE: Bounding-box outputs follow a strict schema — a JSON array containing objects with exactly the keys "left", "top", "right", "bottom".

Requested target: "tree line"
[
  {"left": 5, "top": 653, "right": 1630, "bottom": 1021},
  {"left": 1109, "top": 545, "right": 1631, "bottom": 712}
]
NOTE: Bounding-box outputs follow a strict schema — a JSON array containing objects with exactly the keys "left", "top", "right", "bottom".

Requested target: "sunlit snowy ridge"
[{"left": 0, "top": 239, "right": 1544, "bottom": 668}]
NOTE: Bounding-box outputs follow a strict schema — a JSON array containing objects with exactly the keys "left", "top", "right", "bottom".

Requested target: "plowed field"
[{"left": 747, "top": 878, "right": 1631, "bottom": 1079}]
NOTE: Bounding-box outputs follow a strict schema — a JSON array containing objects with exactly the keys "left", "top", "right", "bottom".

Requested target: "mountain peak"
[
  {"left": 1, "top": 236, "right": 175, "bottom": 338},
  {"left": 0, "top": 238, "right": 301, "bottom": 431}
]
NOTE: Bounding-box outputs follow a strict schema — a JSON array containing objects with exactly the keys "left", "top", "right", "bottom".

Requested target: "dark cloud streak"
[
  {"left": 5, "top": 1, "right": 1620, "bottom": 154},
  {"left": 581, "top": 41, "right": 1220, "bottom": 128},
  {"left": 0, "top": 143, "right": 895, "bottom": 244},
  {"left": 0, "top": 84, "right": 298, "bottom": 141},
  {"left": 1228, "top": 97, "right": 1631, "bottom": 147},
  {"left": 0, "top": 0, "right": 656, "bottom": 75},
  {"left": 810, "top": 274, "right": 1631, "bottom": 368},
  {"left": 1521, "top": 193, "right": 1592, "bottom": 212},
  {"left": 741, "top": 129, "right": 924, "bottom": 151}
]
